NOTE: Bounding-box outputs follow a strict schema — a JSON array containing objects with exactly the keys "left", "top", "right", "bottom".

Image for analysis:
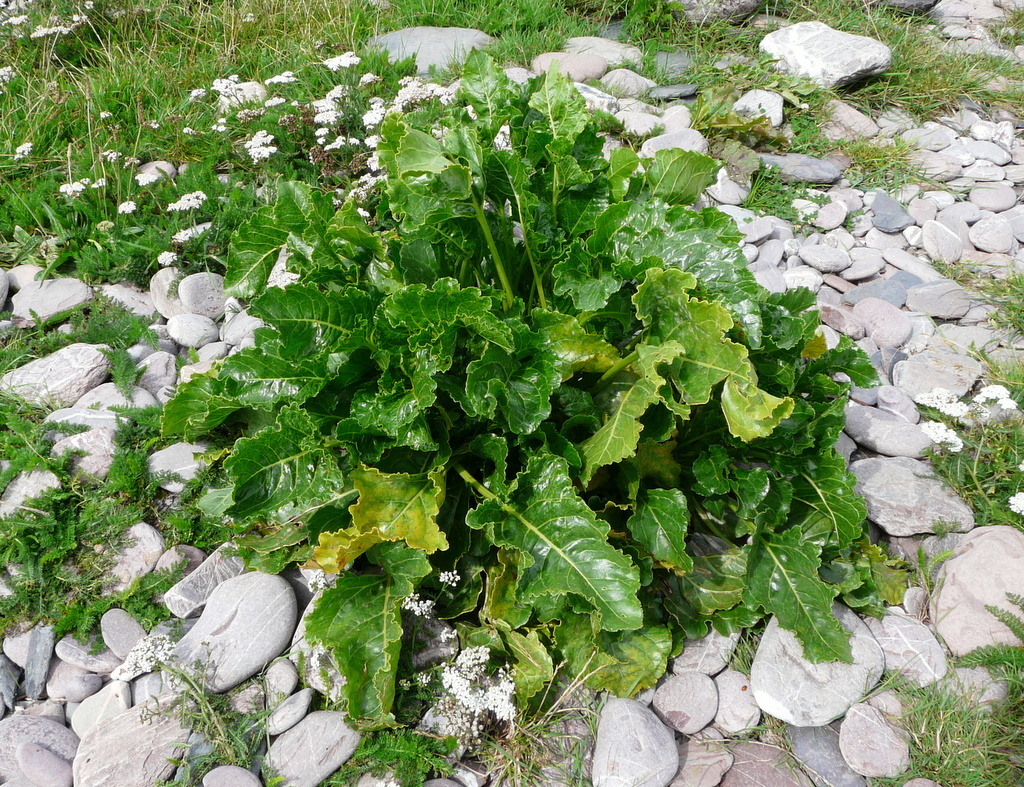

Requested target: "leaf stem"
[
  {"left": 590, "top": 350, "right": 639, "bottom": 395},
  {"left": 473, "top": 199, "right": 515, "bottom": 311},
  {"left": 452, "top": 463, "right": 499, "bottom": 502}
]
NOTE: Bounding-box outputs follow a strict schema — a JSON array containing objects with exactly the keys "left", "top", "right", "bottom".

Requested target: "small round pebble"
[
  {"left": 15, "top": 741, "right": 74, "bottom": 787},
  {"left": 202, "top": 764, "right": 262, "bottom": 787},
  {"left": 652, "top": 671, "right": 719, "bottom": 734}
]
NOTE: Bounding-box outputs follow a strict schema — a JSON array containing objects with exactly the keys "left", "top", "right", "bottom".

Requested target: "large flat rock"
[
  {"left": 0, "top": 343, "right": 111, "bottom": 408},
  {"left": 759, "top": 22, "right": 892, "bottom": 88},
  {"left": 368, "top": 27, "right": 492, "bottom": 76}
]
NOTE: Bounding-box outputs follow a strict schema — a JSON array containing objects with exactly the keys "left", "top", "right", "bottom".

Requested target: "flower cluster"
[
  {"left": 243, "top": 130, "right": 277, "bottom": 162},
  {"left": 361, "top": 76, "right": 455, "bottom": 131},
  {"left": 435, "top": 646, "right": 516, "bottom": 746},
  {"left": 117, "top": 201, "right": 137, "bottom": 214},
  {"left": 172, "top": 225, "right": 208, "bottom": 243},
  {"left": 920, "top": 421, "right": 964, "bottom": 452},
  {"left": 157, "top": 251, "right": 178, "bottom": 266},
  {"left": 59, "top": 179, "right": 90, "bottom": 197},
  {"left": 265, "top": 71, "right": 297, "bottom": 85},
  {"left": 322, "top": 52, "right": 360, "bottom": 71},
  {"left": 401, "top": 592, "right": 435, "bottom": 617},
  {"left": 1010, "top": 493, "right": 1024, "bottom": 516},
  {"left": 167, "top": 191, "right": 207, "bottom": 212},
  {"left": 135, "top": 171, "right": 162, "bottom": 186},
  {"left": 12, "top": 142, "right": 31, "bottom": 160},
  {"left": 438, "top": 570, "right": 460, "bottom": 586}
]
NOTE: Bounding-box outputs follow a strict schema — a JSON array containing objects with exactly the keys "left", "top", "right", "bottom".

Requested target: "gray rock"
[
  {"left": 203, "top": 765, "right": 262, "bottom": 787},
  {"left": 44, "top": 659, "right": 89, "bottom": 701},
  {"left": 72, "top": 695, "right": 189, "bottom": 787},
  {"left": 220, "top": 311, "right": 264, "bottom": 347},
  {"left": 164, "top": 543, "right": 246, "bottom": 618},
  {"left": 864, "top": 611, "right": 947, "bottom": 687},
  {"left": 640, "top": 129, "right": 709, "bottom": 157},
  {"left": 55, "top": 635, "right": 121, "bottom": 674},
  {"left": 617, "top": 110, "right": 663, "bottom": 137},
  {"left": 733, "top": 89, "right": 784, "bottom": 127},
  {"left": 64, "top": 675, "right": 103, "bottom": 704},
  {"left": 843, "top": 279, "right": 907, "bottom": 307},
  {"left": 264, "top": 711, "right": 361, "bottom": 787},
  {"left": 713, "top": 670, "right": 760, "bottom": 733},
  {"left": 941, "top": 666, "right": 1007, "bottom": 709},
  {"left": 814, "top": 200, "right": 850, "bottom": 231},
  {"left": 592, "top": 698, "right": 678, "bottom": 787},
  {"left": 14, "top": 740, "right": 73, "bottom": 787},
  {"left": 969, "top": 215, "right": 1015, "bottom": 253},
  {"left": 819, "top": 305, "right": 867, "bottom": 339},
  {"left": 6, "top": 264, "right": 44, "bottom": 292},
  {"left": 100, "top": 609, "right": 147, "bottom": 660},
  {"left": 23, "top": 626, "right": 54, "bottom": 701},
  {"left": 653, "top": 671, "right": 718, "bottom": 734},
  {"left": 601, "top": 68, "right": 657, "bottom": 97},
  {"left": 0, "top": 343, "right": 110, "bottom": 408},
  {"left": 882, "top": 248, "right": 943, "bottom": 281},
  {"left": 137, "top": 160, "right": 177, "bottom": 180},
  {"left": 155, "top": 544, "right": 206, "bottom": 575},
  {"left": 0, "top": 470, "right": 61, "bottom": 519},
  {"left": 799, "top": 245, "right": 852, "bottom": 273},
  {"left": 149, "top": 268, "right": 186, "bottom": 319},
  {"left": 51, "top": 428, "right": 117, "bottom": 480},
  {"left": 108, "top": 522, "right": 166, "bottom": 593},
  {"left": 575, "top": 83, "right": 620, "bottom": 114},
  {"left": 166, "top": 314, "right": 219, "bottom": 349},
  {"left": 0, "top": 716, "right": 78, "bottom": 782},
  {"left": 172, "top": 572, "right": 297, "bottom": 692},
  {"left": 757, "top": 153, "right": 842, "bottom": 184},
  {"left": 759, "top": 22, "right": 891, "bottom": 88},
  {"left": 969, "top": 183, "right": 1017, "bottom": 212},
  {"left": 891, "top": 349, "right": 984, "bottom": 400},
  {"left": 720, "top": 742, "right": 814, "bottom": 786},
  {"left": 749, "top": 607, "right": 884, "bottom": 727},
  {"left": 137, "top": 351, "right": 178, "bottom": 398},
  {"left": 901, "top": 124, "right": 957, "bottom": 152},
  {"left": 787, "top": 724, "right": 866, "bottom": 787},
  {"left": 910, "top": 150, "right": 962, "bottom": 181},
  {"left": 149, "top": 441, "right": 206, "bottom": 494},
  {"left": 265, "top": 658, "right": 300, "bottom": 706},
  {"left": 905, "top": 280, "right": 974, "bottom": 318},
  {"left": 851, "top": 298, "right": 912, "bottom": 349},
  {"left": 177, "top": 273, "right": 226, "bottom": 320},
  {"left": 653, "top": 51, "right": 693, "bottom": 79},
  {"left": 99, "top": 284, "right": 157, "bottom": 319},
  {"left": 0, "top": 655, "right": 17, "bottom": 712},
  {"left": 838, "top": 703, "right": 910, "bottom": 778},
  {"left": 936, "top": 201, "right": 982, "bottom": 227},
  {"left": 650, "top": 84, "right": 698, "bottom": 100},
  {"left": 672, "top": 630, "right": 739, "bottom": 676},
  {"left": 369, "top": 26, "right": 492, "bottom": 75},
  {"left": 921, "top": 220, "right": 963, "bottom": 263},
  {"left": 669, "top": 734, "right": 732, "bottom": 787},
  {"left": 871, "top": 192, "right": 916, "bottom": 233},
  {"left": 565, "top": 36, "right": 642, "bottom": 67},
  {"left": 932, "top": 526, "right": 1024, "bottom": 656},
  {"left": 70, "top": 680, "right": 131, "bottom": 737},
  {"left": 43, "top": 408, "right": 124, "bottom": 441},
  {"left": 75, "top": 382, "right": 158, "bottom": 410},
  {"left": 215, "top": 81, "right": 266, "bottom": 112},
  {"left": 821, "top": 100, "right": 880, "bottom": 142},
  {"left": 11, "top": 278, "right": 93, "bottom": 322},
  {"left": 532, "top": 52, "right": 608, "bottom": 82},
  {"left": 268, "top": 687, "right": 314, "bottom": 735},
  {"left": 876, "top": 385, "right": 919, "bottom": 423},
  {"left": 843, "top": 403, "right": 933, "bottom": 457},
  {"left": 0, "top": 269, "right": 8, "bottom": 307},
  {"left": 851, "top": 456, "right": 974, "bottom": 537},
  {"left": 784, "top": 266, "right": 824, "bottom": 292},
  {"left": 669, "top": 0, "right": 760, "bottom": 21}
]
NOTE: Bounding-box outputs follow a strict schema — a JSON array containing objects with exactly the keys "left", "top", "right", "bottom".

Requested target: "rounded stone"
[
  {"left": 203, "top": 764, "right": 262, "bottom": 787},
  {"left": 798, "top": 245, "right": 852, "bottom": 273},
  {"left": 149, "top": 268, "right": 186, "bottom": 319},
  {"left": 166, "top": 314, "right": 220, "bottom": 349},
  {"left": 14, "top": 741, "right": 73, "bottom": 787},
  {"left": 713, "top": 669, "right": 761, "bottom": 734},
  {"left": 591, "top": 698, "right": 678, "bottom": 787},
  {"left": 265, "top": 658, "right": 300, "bottom": 705},
  {"left": 0, "top": 716, "right": 79, "bottom": 782},
  {"left": 64, "top": 674, "right": 104, "bottom": 703},
  {"left": 652, "top": 671, "right": 718, "bottom": 734},
  {"left": 177, "top": 272, "right": 227, "bottom": 320},
  {"left": 640, "top": 129, "right": 709, "bottom": 157},
  {"left": 531, "top": 52, "right": 608, "bottom": 82},
  {"left": 851, "top": 297, "right": 912, "bottom": 349},
  {"left": 268, "top": 687, "right": 314, "bottom": 735},
  {"left": 969, "top": 183, "right": 1016, "bottom": 212},
  {"left": 264, "top": 711, "right": 361, "bottom": 787},
  {"left": 838, "top": 703, "right": 910, "bottom": 778},
  {"left": 100, "top": 609, "right": 147, "bottom": 660}
]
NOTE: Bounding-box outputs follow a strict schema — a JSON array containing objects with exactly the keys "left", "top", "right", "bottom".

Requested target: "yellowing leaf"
[
  {"left": 802, "top": 330, "right": 827, "bottom": 359},
  {"left": 721, "top": 375, "right": 794, "bottom": 441}
]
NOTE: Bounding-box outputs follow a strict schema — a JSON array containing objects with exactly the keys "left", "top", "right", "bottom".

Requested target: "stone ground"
[{"left": 2, "top": 0, "right": 1024, "bottom": 785}]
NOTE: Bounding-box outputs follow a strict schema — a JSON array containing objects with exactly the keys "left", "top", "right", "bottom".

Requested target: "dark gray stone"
[
  {"left": 650, "top": 84, "right": 698, "bottom": 100},
  {"left": 0, "top": 654, "right": 19, "bottom": 714},
  {"left": 888, "top": 270, "right": 923, "bottom": 289},
  {"left": 870, "top": 191, "right": 916, "bottom": 233},
  {"left": 653, "top": 51, "right": 693, "bottom": 79},
  {"left": 843, "top": 279, "right": 907, "bottom": 307},
  {"left": 874, "top": 0, "right": 938, "bottom": 12},
  {"left": 757, "top": 153, "right": 842, "bottom": 184},
  {"left": 787, "top": 724, "right": 866, "bottom": 787},
  {"left": 23, "top": 626, "right": 54, "bottom": 701}
]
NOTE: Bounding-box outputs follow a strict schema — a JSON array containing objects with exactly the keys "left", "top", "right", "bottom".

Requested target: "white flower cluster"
[
  {"left": 188, "top": 88, "right": 207, "bottom": 101},
  {"left": 915, "top": 388, "right": 970, "bottom": 418},
  {"left": 59, "top": 178, "right": 91, "bottom": 197},
  {"left": 1009, "top": 493, "right": 1024, "bottom": 516},
  {"left": 212, "top": 117, "right": 228, "bottom": 133},
  {"left": 14, "top": 142, "right": 32, "bottom": 160},
  {"left": 172, "top": 225, "right": 208, "bottom": 243},
  {"left": 118, "top": 200, "right": 137, "bottom": 214},
  {"left": 439, "top": 570, "right": 460, "bottom": 586},
  {"left": 243, "top": 130, "right": 277, "bottom": 162},
  {"left": 361, "top": 77, "right": 455, "bottom": 131},
  {"left": 30, "top": 23, "right": 81, "bottom": 38},
  {"left": 322, "top": 52, "right": 360, "bottom": 71},
  {"left": 916, "top": 386, "right": 1019, "bottom": 424},
  {"left": 401, "top": 592, "right": 435, "bottom": 617},
  {"left": 264, "top": 97, "right": 286, "bottom": 108},
  {"left": 265, "top": 71, "right": 297, "bottom": 85},
  {"left": 3, "top": 16, "right": 30, "bottom": 27},
  {"left": 920, "top": 421, "right": 964, "bottom": 452},
  {"left": 359, "top": 72, "right": 381, "bottom": 86},
  {"left": 974, "top": 384, "right": 1018, "bottom": 413},
  {"left": 436, "top": 646, "right": 516, "bottom": 746},
  {"left": 157, "top": 250, "right": 178, "bottom": 266},
  {"left": 135, "top": 171, "right": 162, "bottom": 186},
  {"left": 211, "top": 74, "right": 241, "bottom": 95},
  {"left": 110, "top": 634, "right": 175, "bottom": 681},
  {"left": 167, "top": 190, "right": 207, "bottom": 212},
  {"left": 100, "top": 149, "right": 122, "bottom": 162}
]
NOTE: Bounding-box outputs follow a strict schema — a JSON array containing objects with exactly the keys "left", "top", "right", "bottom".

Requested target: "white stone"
[
  {"left": 733, "top": 89, "right": 784, "bottom": 127},
  {"left": 0, "top": 343, "right": 110, "bottom": 408},
  {"left": 838, "top": 703, "right": 910, "bottom": 778},
  {"left": 592, "top": 698, "right": 679, "bottom": 787},
  {"left": 640, "top": 129, "right": 709, "bottom": 157},
  {"left": 759, "top": 22, "right": 892, "bottom": 88},
  {"left": 264, "top": 711, "right": 361, "bottom": 787},
  {"left": 370, "top": 27, "right": 493, "bottom": 76},
  {"left": 108, "top": 522, "right": 166, "bottom": 593},
  {"left": 51, "top": 428, "right": 117, "bottom": 480},
  {"left": 713, "top": 670, "right": 761, "bottom": 733},
  {"left": 148, "top": 442, "right": 207, "bottom": 494},
  {"left": 863, "top": 611, "right": 947, "bottom": 686},
  {"left": 11, "top": 279, "right": 93, "bottom": 322},
  {"left": 600, "top": 68, "right": 657, "bottom": 97},
  {"left": 70, "top": 680, "right": 130, "bottom": 738},
  {"left": 0, "top": 470, "right": 60, "bottom": 519},
  {"left": 564, "top": 37, "right": 642, "bottom": 67}
]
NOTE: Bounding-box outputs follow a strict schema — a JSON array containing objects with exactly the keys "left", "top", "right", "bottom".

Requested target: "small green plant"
[
  {"left": 327, "top": 729, "right": 457, "bottom": 786},
  {"left": 163, "top": 53, "right": 891, "bottom": 733}
]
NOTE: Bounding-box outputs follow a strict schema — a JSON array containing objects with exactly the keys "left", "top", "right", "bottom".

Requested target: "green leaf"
[
  {"left": 503, "top": 628, "right": 554, "bottom": 707},
  {"left": 677, "top": 549, "right": 748, "bottom": 616},
  {"left": 533, "top": 311, "right": 620, "bottom": 380},
  {"left": 250, "top": 284, "right": 377, "bottom": 354},
  {"left": 580, "top": 376, "right": 659, "bottom": 485},
  {"left": 556, "top": 614, "right": 672, "bottom": 696},
  {"left": 745, "top": 528, "right": 852, "bottom": 663},
  {"left": 791, "top": 449, "right": 866, "bottom": 552},
  {"left": 645, "top": 149, "right": 719, "bottom": 206},
  {"left": 467, "top": 453, "right": 643, "bottom": 632},
  {"left": 161, "top": 374, "right": 242, "bottom": 440},
  {"left": 608, "top": 147, "right": 641, "bottom": 202},
  {"left": 224, "top": 403, "right": 345, "bottom": 520},
  {"left": 721, "top": 375, "right": 794, "bottom": 441},
  {"left": 627, "top": 489, "right": 692, "bottom": 572},
  {"left": 306, "top": 543, "right": 431, "bottom": 728},
  {"left": 313, "top": 465, "right": 447, "bottom": 572},
  {"left": 481, "top": 549, "right": 532, "bottom": 630}
]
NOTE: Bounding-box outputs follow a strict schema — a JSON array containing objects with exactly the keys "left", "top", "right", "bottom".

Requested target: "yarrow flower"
[
  {"left": 242, "top": 130, "right": 277, "bottom": 162},
  {"left": 358, "top": 72, "right": 381, "bottom": 86},
  {"left": 0, "top": 66, "right": 15, "bottom": 95},
  {"left": 109, "top": 634, "right": 175, "bottom": 681},
  {"left": 59, "top": 180, "right": 89, "bottom": 197},
  {"left": 135, "top": 171, "right": 162, "bottom": 186},
  {"left": 212, "top": 118, "right": 228, "bottom": 132},
  {"left": 439, "top": 570, "right": 460, "bottom": 586},
  {"left": 915, "top": 388, "right": 970, "bottom": 418},
  {"left": 182, "top": 127, "right": 198, "bottom": 135},
  {"left": 13, "top": 142, "right": 31, "bottom": 160},
  {"left": 265, "top": 71, "right": 297, "bottom": 85},
  {"left": 401, "top": 593, "right": 435, "bottom": 617},
  {"left": 437, "top": 646, "right": 516, "bottom": 745},
  {"left": 188, "top": 88, "right": 207, "bottom": 101},
  {"left": 100, "top": 149, "right": 122, "bottom": 162},
  {"left": 90, "top": 178, "right": 106, "bottom": 188},
  {"left": 117, "top": 201, "right": 137, "bottom": 214},
  {"left": 3, "top": 15, "right": 29, "bottom": 26},
  {"left": 1009, "top": 493, "right": 1024, "bottom": 516},
  {"left": 157, "top": 251, "right": 178, "bottom": 266},
  {"left": 322, "top": 52, "right": 360, "bottom": 71},
  {"left": 167, "top": 190, "right": 207, "bottom": 212},
  {"left": 172, "top": 225, "right": 208, "bottom": 243},
  {"left": 920, "top": 421, "right": 964, "bottom": 453},
  {"left": 264, "top": 97, "right": 286, "bottom": 108}
]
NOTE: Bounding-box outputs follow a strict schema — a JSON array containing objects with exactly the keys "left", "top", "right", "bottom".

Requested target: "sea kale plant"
[{"left": 163, "top": 51, "right": 896, "bottom": 730}]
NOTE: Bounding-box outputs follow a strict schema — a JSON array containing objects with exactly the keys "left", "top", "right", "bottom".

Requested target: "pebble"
[
  {"left": 203, "top": 765, "right": 262, "bottom": 787},
  {"left": 969, "top": 183, "right": 1017, "bottom": 212},
  {"left": 720, "top": 741, "right": 813, "bottom": 786},
  {"left": 109, "top": 521, "right": 166, "bottom": 592},
  {"left": 733, "top": 89, "right": 785, "bottom": 127},
  {"left": 23, "top": 626, "right": 55, "bottom": 701},
  {"left": 166, "top": 314, "right": 220, "bottom": 348},
  {"left": 814, "top": 200, "right": 849, "bottom": 231},
  {"left": 669, "top": 733, "right": 732, "bottom": 787},
  {"left": 640, "top": 129, "right": 709, "bottom": 157},
  {"left": 70, "top": 679, "right": 131, "bottom": 737},
  {"left": 100, "top": 608, "right": 147, "bottom": 660},
  {"left": 920, "top": 220, "right": 963, "bottom": 262},
  {"left": 863, "top": 612, "right": 947, "bottom": 687},
  {"left": 787, "top": 724, "right": 866, "bottom": 787},
  {"left": 758, "top": 22, "right": 891, "bottom": 88},
  {"left": 0, "top": 343, "right": 111, "bottom": 408},
  {"left": 267, "top": 687, "right": 314, "bottom": 735},
  {"left": 757, "top": 153, "right": 842, "bottom": 183},
  {"left": 968, "top": 215, "right": 1015, "bottom": 253},
  {"left": 843, "top": 403, "right": 932, "bottom": 457},
  {"left": 672, "top": 630, "right": 739, "bottom": 676},
  {"left": 650, "top": 84, "right": 698, "bottom": 100},
  {"left": 843, "top": 278, "right": 906, "bottom": 307},
  {"left": 592, "top": 698, "right": 679, "bottom": 787},
  {"left": 601, "top": 68, "right": 657, "bottom": 97},
  {"left": 0, "top": 716, "right": 79, "bottom": 782},
  {"left": 54, "top": 635, "right": 121, "bottom": 675},
  {"left": 653, "top": 671, "right": 719, "bottom": 734},
  {"left": 851, "top": 298, "right": 912, "bottom": 348},
  {"left": 904, "top": 280, "right": 974, "bottom": 319},
  {"left": 149, "top": 268, "right": 186, "bottom": 319},
  {"left": 369, "top": 27, "right": 492, "bottom": 76},
  {"left": 891, "top": 348, "right": 984, "bottom": 400},
  {"left": 838, "top": 703, "right": 910, "bottom": 778},
  {"left": 713, "top": 670, "right": 760, "bottom": 733},
  {"left": 14, "top": 741, "right": 73, "bottom": 787},
  {"left": 265, "top": 658, "right": 300, "bottom": 705},
  {"left": 163, "top": 542, "right": 246, "bottom": 618},
  {"left": 564, "top": 36, "right": 642, "bottom": 67},
  {"left": 148, "top": 441, "right": 207, "bottom": 494},
  {"left": 532, "top": 52, "right": 607, "bottom": 82},
  {"left": 799, "top": 245, "right": 852, "bottom": 273},
  {"left": 264, "top": 711, "right": 361, "bottom": 787}
]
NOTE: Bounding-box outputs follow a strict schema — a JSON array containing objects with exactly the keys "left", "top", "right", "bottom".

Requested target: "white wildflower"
[
  {"left": 99, "top": 111, "right": 112, "bottom": 119},
  {"left": 265, "top": 71, "right": 297, "bottom": 85},
  {"left": 157, "top": 251, "right": 178, "bottom": 266},
  {"left": 323, "top": 135, "right": 346, "bottom": 151},
  {"left": 211, "top": 75, "right": 241, "bottom": 95},
  {"left": 323, "top": 52, "right": 360, "bottom": 71},
  {"left": 143, "top": 120, "right": 160, "bottom": 130},
  {"left": 188, "top": 88, "right": 207, "bottom": 101},
  {"left": 439, "top": 570, "right": 460, "bottom": 586},
  {"left": 439, "top": 646, "right": 516, "bottom": 735},
  {"left": 241, "top": 12, "right": 256, "bottom": 22},
  {"left": 325, "top": 85, "right": 350, "bottom": 102},
  {"left": 135, "top": 171, "right": 161, "bottom": 186},
  {"left": 31, "top": 24, "right": 77, "bottom": 38},
  {"left": 242, "top": 130, "right": 277, "bottom": 162},
  {"left": 212, "top": 118, "right": 228, "bottom": 132},
  {"left": 109, "top": 634, "right": 175, "bottom": 681},
  {"left": 356, "top": 207, "right": 370, "bottom": 219},
  {"left": 358, "top": 72, "right": 381, "bottom": 86},
  {"left": 998, "top": 398, "right": 1018, "bottom": 411},
  {"left": 166, "top": 190, "right": 207, "bottom": 212},
  {"left": 117, "top": 200, "right": 137, "bottom": 214},
  {"left": 416, "top": 672, "right": 432, "bottom": 687},
  {"left": 90, "top": 178, "right": 106, "bottom": 188},
  {"left": 182, "top": 127, "right": 197, "bottom": 135},
  {"left": 13, "top": 142, "right": 32, "bottom": 160},
  {"left": 306, "top": 569, "right": 334, "bottom": 592},
  {"left": 315, "top": 127, "right": 330, "bottom": 139},
  {"left": 915, "top": 388, "right": 970, "bottom": 418},
  {"left": 58, "top": 181, "right": 87, "bottom": 197},
  {"left": 920, "top": 421, "right": 964, "bottom": 452},
  {"left": 264, "top": 96, "right": 286, "bottom": 107},
  {"left": 974, "top": 385, "right": 1012, "bottom": 404},
  {"left": 401, "top": 593, "right": 435, "bottom": 617},
  {"left": 172, "top": 225, "right": 208, "bottom": 243},
  {"left": 364, "top": 135, "right": 380, "bottom": 149},
  {"left": 0, "top": 66, "right": 14, "bottom": 93},
  {"left": 439, "top": 627, "right": 458, "bottom": 643},
  {"left": 100, "top": 149, "right": 122, "bottom": 162},
  {"left": 3, "top": 15, "right": 30, "bottom": 26},
  {"left": 313, "top": 108, "right": 339, "bottom": 125},
  {"left": 1018, "top": 460, "right": 1024, "bottom": 472},
  {"left": 1009, "top": 492, "right": 1024, "bottom": 516}
]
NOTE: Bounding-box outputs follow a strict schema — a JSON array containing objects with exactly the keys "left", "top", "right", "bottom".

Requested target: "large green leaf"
[
  {"left": 627, "top": 489, "right": 692, "bottom": 573},
  {"left": 467, "top": 453, "right": 643, "bottom": 631},
  {"left": 250, "top": 284, "right": 377, "bottom": 354},
  {"left": 224, "top": 403, "right": 345, "bottom": 520},
  {"left": 162, "top": 374, "right": 242, "bottom": 440},
  {"left": 721, "top": 375, "right": 794, "bottom": 441},
  {"left": 306, "top": 543, "right": 431, "bottom": 728},
  {"left": 503, "top": 628, "right": 554, "bottom": 707},
  {"left": 313, "top": 465, "right": 447, "bottom": 572},
  {"left": 533, "top": 311, "right": 619, "bottom": 380},
  {"left": 645, "top": 149, "right": 719, "bottom": 206},
  {"left": 556, "top": 614, "right": 672, "bottom": 696},
  {"left": 580, "top": 376, "right": 659, "bottom": 485},
  {"left": 677, "top": 549, "right": 748, "bottom": 616},
  {"left": 791, "top": 449, "right": 866, "bottom": 552},
  {"left": 745, "top": 528, "right": 852, "bottom": 663}
]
